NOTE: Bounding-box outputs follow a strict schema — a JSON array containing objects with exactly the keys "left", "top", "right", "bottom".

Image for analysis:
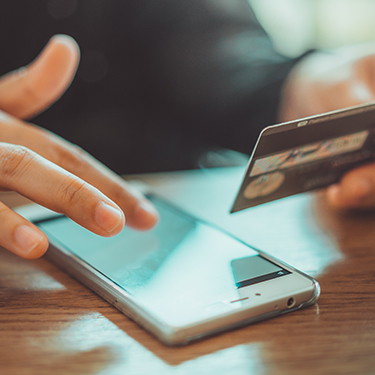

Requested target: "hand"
[
  {"left": 325, "top": 164, "right": 375, "bottom": 210},
  {"left": 0, "top": 35, "right": 158, "bottom": 259},
  {"left": 279, "top": 44, "right": 375, "bottom": 210},
  {"left": 279, "top": 44, "right": 375, "bottom": 122}
]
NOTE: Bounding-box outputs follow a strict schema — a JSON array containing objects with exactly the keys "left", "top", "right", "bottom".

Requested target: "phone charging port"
[{"left": 287, "top": 297, "right": 295, "bottom": 308}]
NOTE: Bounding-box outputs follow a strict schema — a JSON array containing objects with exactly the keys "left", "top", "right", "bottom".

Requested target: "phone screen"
[{"left": 36, "top": 196, "right": 289, "bottom": 326}]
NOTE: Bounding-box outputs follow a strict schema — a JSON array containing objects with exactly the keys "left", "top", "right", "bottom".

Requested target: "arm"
[{"left": 134, "top": 0, "right": 300, "bottom": 153}]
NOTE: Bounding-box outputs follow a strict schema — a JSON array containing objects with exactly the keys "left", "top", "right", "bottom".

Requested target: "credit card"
[{"left": 231, "top": 102, "right": 375, "bottom": 213}]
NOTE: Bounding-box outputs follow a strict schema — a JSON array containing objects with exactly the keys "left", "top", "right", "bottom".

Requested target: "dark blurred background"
[{"left": 2, "top": 0, "right": 371, "bottom": 175}]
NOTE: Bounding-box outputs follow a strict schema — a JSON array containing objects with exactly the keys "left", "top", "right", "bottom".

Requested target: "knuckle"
[
  {"left": 56, "top": 177, "right": 87, "bottom": 209},
  {"left": 0, "top": 145, "right": 35, "bottom": 180},
  {"left": 50, "top": 140, "right": 87, "bottom": 173}
]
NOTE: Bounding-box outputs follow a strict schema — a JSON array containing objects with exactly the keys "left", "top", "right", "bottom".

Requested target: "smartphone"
[{"left": 16, "top": 188, "right": 320, "bottom": 345}]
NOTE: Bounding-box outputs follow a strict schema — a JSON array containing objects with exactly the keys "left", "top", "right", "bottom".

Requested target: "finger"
[
  {"left": 0, "top": 143, "right": 125, "bottom": 237},
  {"left": 42, "top": 139, "right": 159, "bottom": 230},
  {"left": 280, "top": 49, "right": 375, "bottom": 122},
  {"left": 351, "top": 54, "right": 375, "bottom": 102},
  {"left": 326, "top": 163, "right": 375, "bottom": 209},
  {"left": 0, "top": 201, "right": 49, "bottom": 259},
  {"left": 0, "top": 112, "right": 159, "bottom": 230},
  {"left": 321, "top": 53, "right": 375, "bottom": 109},
  {"left": 0, "top": 34, "right": 79, "bottom": 119}
]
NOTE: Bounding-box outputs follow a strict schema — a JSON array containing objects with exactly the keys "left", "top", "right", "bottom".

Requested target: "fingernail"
[
  {"left": 15, "top": 225, "right": 44, "bottom": 255},
  {"left": 95, "top": 202, "right": 124, "bottom": 234},
  {"left": 52, "top": 34, "right": 79, "bottom": 54}
]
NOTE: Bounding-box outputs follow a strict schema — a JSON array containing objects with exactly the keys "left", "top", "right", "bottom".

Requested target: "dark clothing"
[{"left": 1, "top": 0, "right": 298, "bottom": 174}]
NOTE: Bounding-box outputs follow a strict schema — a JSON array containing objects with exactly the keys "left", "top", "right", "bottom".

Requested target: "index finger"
[
  {"left": 0, "top": 112, "right": 159, "bottom": 230},
  {"left": 0, "top": 143, "right": 126, "bottom": 237},
  {"left": 327, "top": 163, "right": 375, "bottom": 209},
  {"left": 46, "top": 136, "right": 160, "bottom": 230}
]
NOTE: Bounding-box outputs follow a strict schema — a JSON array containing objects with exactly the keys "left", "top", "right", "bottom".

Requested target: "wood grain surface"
[{"left": 0, "top": 168, "right": 374, "bottom": 375}]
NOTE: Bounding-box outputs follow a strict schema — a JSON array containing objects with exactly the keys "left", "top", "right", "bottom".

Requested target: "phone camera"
[{"left": 287, "top": 297, "right": 295, "bottom": 308}]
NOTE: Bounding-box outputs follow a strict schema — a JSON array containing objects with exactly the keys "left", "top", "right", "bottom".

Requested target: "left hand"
[{"left": 279, "top": 44, "right": 375, "bottom": 209}]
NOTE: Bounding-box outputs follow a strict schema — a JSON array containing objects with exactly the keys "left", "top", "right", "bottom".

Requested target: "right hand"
[
  {"left": 0, "top": 35, "right": 158, "bottom": 260},
  {"left": 279, "top": 44, "right": 375, "bottom": 122},
  {"left": 279, "top": 44, "right": 375, "bottom": 211}
]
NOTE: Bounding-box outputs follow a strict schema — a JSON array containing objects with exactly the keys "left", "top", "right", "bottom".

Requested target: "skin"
[
  {"left": 6, "top": 36, "right": 374, "bottom": 258},
  {"left": 279, "top": 44, "right": 375, "bottom": 210},
  {"left": 0, "top": 35, "right": 158, "bottom": 260}
]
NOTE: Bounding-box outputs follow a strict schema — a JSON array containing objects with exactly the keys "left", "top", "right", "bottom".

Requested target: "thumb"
[{"left": 0, "top": 34, "right": 80, "bottom": 119}]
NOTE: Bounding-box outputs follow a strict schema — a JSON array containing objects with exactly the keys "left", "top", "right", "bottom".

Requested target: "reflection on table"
[{"left": 1, "top": 167, "right": 375, "bottom": 375}]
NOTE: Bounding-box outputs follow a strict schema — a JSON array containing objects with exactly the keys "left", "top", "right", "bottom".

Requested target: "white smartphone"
[{"left": 16, "top": 186, "right": 320, "bottom": 346}]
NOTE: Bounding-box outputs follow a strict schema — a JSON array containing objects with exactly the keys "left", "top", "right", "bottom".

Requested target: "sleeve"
[{"left": 131, "top": 0, "right": 301, "bottom": 154}]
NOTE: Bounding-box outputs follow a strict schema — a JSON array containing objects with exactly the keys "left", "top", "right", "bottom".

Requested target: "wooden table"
[{"left": 1, "top": 167, "right": 375, "bottom": 375}]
